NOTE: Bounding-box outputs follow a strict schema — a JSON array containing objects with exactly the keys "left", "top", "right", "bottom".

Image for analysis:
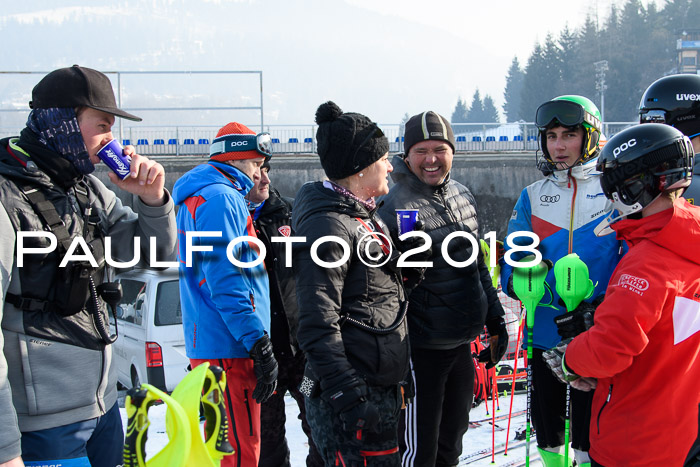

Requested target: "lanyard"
[{"left": 355, "top": 217, "right": 390, "bottom": 256}]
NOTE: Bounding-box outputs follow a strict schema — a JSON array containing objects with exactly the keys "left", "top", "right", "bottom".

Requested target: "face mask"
[{"left": 26, "top": 107, "right": 94, "bottom": 175}]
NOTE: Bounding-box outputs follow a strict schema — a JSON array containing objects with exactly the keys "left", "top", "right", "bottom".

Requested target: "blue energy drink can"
[{"left": 97, "top": 139, "right": 131, "bottom": 180}]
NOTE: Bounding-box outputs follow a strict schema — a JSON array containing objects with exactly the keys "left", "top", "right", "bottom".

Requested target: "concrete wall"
[{"left": 94, "top": 153, "right": 542, "bottom": 239}]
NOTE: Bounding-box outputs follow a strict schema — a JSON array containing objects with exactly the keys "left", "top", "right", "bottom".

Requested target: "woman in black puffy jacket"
[{"left": 292, "top": 101, "right": 410, "bottom": 466}]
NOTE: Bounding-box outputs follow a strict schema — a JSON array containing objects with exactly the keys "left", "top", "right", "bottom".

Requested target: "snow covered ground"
[{"left": 118, "top": 389, "right": 542, "bottom": 466}]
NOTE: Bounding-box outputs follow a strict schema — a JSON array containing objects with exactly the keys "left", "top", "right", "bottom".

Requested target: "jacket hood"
[
  {"left": 613, "top": 198, "right": 700, "bottom": 266},
  {"left": 173, "top": 160, "right": 254, "bottom": 205},
  {"left": 0, "top": 135, "right": 82, "bottom": 190},
  {"left": 292, "top": 181, "right": 369, "bottom": 228},
  {"left": 388, "top": 154, "right": 450, "bottom": 191}
]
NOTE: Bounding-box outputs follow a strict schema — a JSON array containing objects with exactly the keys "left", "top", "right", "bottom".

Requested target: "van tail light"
[{"left": 145, "top": 342, "right": 163, "bottom": 367}]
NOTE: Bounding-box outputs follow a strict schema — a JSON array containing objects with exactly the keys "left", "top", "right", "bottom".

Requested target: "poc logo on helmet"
[
  {"left": 612, "top": 139, "right": 636, "bottom": 158},
  {"left": 229, "top": 141, "right": 249, "bottom": 147}
]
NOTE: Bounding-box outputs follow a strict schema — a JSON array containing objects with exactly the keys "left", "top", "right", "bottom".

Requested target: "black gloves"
[
  {"left": 394, "top": 220, "right": 432, "bottom": 294},
  {"left": 249, "top": 335, "right": 278, "bottom": 403},
  {"left": 400, "top": 373, "right": 415, "bottom": 408},
  {"left": 554, "top": 301, "right": 596, "bottom": 339},
  {"left": 542, "top": 338, "right": 578, "bottom": 383},
  {"left": 323, "top": 378, "right": 380, "bottom": 433},
  {"left": 478, "top": 317, "right": 509, "bottom": 369}
]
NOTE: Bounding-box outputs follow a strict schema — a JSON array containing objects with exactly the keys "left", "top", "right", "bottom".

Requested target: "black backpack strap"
[{"left": 20, "top": 185, "right": 74, "bottom": 254}]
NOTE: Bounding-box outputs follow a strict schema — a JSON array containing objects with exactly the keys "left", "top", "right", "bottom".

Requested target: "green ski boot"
[{"left": 538, "top": 447, "right": 573, "bottom": 467}]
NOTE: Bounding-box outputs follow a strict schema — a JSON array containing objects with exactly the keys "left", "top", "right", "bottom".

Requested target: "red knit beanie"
[{"left": 209, "top": 122, "right": 262, "bottom": 162}]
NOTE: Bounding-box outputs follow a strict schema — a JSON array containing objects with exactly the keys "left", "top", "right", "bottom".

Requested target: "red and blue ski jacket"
[
  {"left": 566, "top": 198, "right": 700, "bottom": 467},
  {"left": 501, "top": 160, "right": 625, "bottom": 350},
  {"left": 173, "top": 161, "right": 270, "bottom": 359}
]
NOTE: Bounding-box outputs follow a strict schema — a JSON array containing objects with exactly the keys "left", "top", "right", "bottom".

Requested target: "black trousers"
[
  {"left": 400, "top": 344, "right": 475, "bottom": 467},
  {"left": 530, "top": 347, "right": 593, "bottom": 451},
  {"left": 306, "top": 384, "right": 403, "bottom": 467},
  {"left": 259, "top": 351, "right": 323, "bottom": 467}
]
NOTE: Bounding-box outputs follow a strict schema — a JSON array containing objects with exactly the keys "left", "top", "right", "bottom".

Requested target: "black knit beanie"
[
  {"left": 403, "top": 111, "right": 456, "bottom": 155},
  {"left": 315, "top": 101, "right": 389, "bottom": 180}
]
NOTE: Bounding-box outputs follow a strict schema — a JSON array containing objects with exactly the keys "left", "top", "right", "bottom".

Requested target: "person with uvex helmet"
[
  {"left": 501, "top": 95, "right": 625, "bottom": 466},
  {"left": 542, "top": 123, "right": 700, "bottom": 466},
  {"left": 639, "top": 73, "right": 700, "bottom": 205}
]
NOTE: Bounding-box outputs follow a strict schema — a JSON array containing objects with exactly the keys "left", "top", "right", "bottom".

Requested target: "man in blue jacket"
[{"left": 174, "top": 122, "right": 278, "bottom": 467}]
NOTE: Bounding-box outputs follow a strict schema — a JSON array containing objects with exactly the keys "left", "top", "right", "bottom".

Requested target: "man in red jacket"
[{"left": 544, "top": 123, "right": 700, "bottom": 466}]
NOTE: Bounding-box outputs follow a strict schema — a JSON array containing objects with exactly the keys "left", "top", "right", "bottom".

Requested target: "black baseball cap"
[{"left": 29, "top": 65, "right": 142, "bottom": 121}]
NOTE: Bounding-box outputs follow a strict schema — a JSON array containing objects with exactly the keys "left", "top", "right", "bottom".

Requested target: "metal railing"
[{"left": 0, "top": 121, "right": 637, "bottom": 155}]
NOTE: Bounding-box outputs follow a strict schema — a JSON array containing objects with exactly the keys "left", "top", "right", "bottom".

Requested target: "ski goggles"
[
  {"left": 351, "top": 125, "right": 385, "bottom": 171},
  {"left": 535, "top": 100, "right": 600, "bottom": 130},
  {"left": 640, "top": 110, "right": 700, "bottom": 139},
  {"left": 209, "top": 132, "right": 273, "bottom": 158},
  {"left": 639, "top": 109, "right": 668, "bottom": 125}
]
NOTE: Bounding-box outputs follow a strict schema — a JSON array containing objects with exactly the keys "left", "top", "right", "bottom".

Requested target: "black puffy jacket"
[
  {"left": 378, "top": 155, "right": 504, "bottom": 350},
  {"left": 292, "top": 181, "right": 409, "bottom": 392},
  {"left": 252, "top": 187, "right": 299, "bottom": 360}
]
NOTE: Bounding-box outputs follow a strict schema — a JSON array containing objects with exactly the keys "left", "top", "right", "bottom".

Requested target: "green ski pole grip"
[
  {"left": 512, "top": 255, "right": 550, "bottom": 329},
  {"left": 553, "top": 253, "right": 595, "bottom": 312}
]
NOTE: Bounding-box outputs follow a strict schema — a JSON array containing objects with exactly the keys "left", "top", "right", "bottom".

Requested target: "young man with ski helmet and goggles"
[
  {"left": 543, "top": 123, "right": 700, "bottom": 467},
  {"left": 639, "top": 73, "right": 700, "bottom": 206},
  {"left": 174, "top": 122, "right": 278, "bottom": 467},
  {"left": 501, "top": 96, "right": 626, "bottom": 467}
]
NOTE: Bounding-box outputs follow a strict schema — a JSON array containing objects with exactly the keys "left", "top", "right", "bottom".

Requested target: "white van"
[{"left": 111, "top": 267, "right": 189, "bottom": 392}]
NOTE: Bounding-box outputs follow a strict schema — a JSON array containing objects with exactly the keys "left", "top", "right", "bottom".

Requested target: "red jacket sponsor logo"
[{"left": 616, "top": 274, "right": 649, "bottom": 295}]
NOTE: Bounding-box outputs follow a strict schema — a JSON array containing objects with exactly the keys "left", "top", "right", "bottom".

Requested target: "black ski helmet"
[
  {"left": 639, "top": 74, "right": 700, "bottom": 138},
  {"left": 597, "top": 123, "right": 693, "bottom": 224}
]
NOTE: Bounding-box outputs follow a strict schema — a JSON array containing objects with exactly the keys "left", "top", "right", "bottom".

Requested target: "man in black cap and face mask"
[
  {"left": 0, "top": 65, "right": 176, "bottom": 467},
  {"left": 378, "top": 111, "right": 508, "bottom": 467}
]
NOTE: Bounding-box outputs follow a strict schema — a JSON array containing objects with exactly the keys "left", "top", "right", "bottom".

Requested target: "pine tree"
[
  {"left": 482, "top": 95, "right": 500, "bottom": 123},
  {"left": 467, "top": 89, "right": 484, "bottom": 123},
  {"left": 503, "top": 57, "right": 525, "bottom": 122},
  {"left": 451, "top": 98, "right": 469, "bottom": 123}
]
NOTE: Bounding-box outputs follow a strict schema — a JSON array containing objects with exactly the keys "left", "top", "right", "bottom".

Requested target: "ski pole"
[
  {"left": 553, "top": 253, "right": 596, "bottom": 467},
  {"left": 512, "top": 256, "right": 552, "bottom": 467},
  {"left": 505, "top": 310, "right": 525, "bottom": 456}
]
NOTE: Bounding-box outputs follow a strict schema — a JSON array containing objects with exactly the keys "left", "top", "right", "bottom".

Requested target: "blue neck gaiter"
[{"left": 26, "top": 108, "right": 94, "bottom": 175}]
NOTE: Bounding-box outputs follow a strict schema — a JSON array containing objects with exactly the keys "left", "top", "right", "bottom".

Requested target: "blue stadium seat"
[
  {"left": 527, "top": 135, "right": 537, "bottom": 141},
  {"left": 514, "top": 135, "right": 523, "bottom": 141},
  {"left": 456, "top": 136, "right": 467, "bottom": 142},
  {"left": 472, "top": 136, "right": 482, "bottom": 142},
  {"left": 137, "top": 139, "right": 149, "bottom": 145},
  {"left": 304, "top": 137, "right": 313, "bottom": 143},
  {"left": 183, "top": 138, "right": 195, "bottom": 145},
  {"left": 395, "top": 137, "right": 404, "bottom": 142},
  {"left": 272, "top": 138, "right": 280, "bottom": 144},
  {"left": 499, "top": 136, "right": 508, "bottom": 142},
  {"left": 486, "top": 136, "right": 496, "bottom": 142},
  {"left": 168, "top": 138, "right": 178, "bottom": 145},
  {"left": 289, "top": 138, "right": 299, "bottom": 143},
  {"left": 153, "top": 139, "right": 164, "bottom": 145},
  {"left": 198, "top": 138, "right": 210, "bottom": 145},
  {"left": 122, "top": 139, "right": 131, "bottom": 146}
]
